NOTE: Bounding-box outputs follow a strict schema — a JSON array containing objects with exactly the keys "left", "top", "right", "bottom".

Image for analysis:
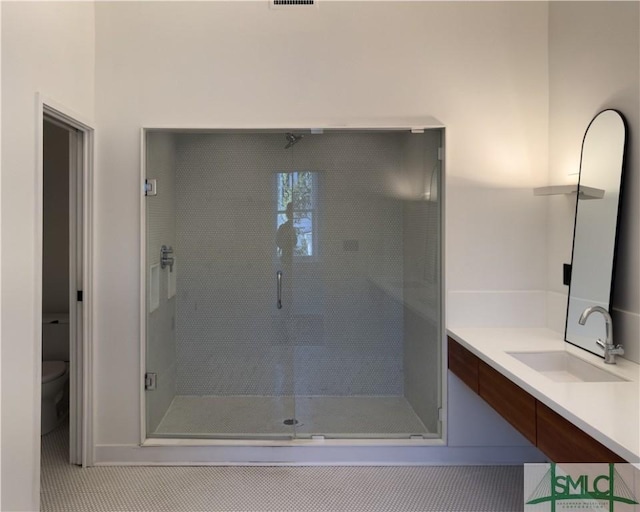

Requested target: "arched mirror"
[{"left": 565, "top": 109, "right": 627, "bottom": 356}]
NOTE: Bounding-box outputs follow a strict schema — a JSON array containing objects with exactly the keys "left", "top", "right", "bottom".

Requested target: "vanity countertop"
[{"left": 447, "top": 327, "right": 640, "bottom": 462}]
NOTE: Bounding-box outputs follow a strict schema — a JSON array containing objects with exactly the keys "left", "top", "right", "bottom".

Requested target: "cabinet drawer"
[
  {"left": 536, "top": 402, "right": 625, "bottom": 463},
  {"left": 448, "top": 337, "right": 479, "bottom": 393},
  {"left": 478, "top": 361, "right": 537, "bottom": 444}
]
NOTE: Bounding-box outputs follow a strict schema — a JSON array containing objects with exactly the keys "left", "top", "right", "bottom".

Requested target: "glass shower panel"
[
  {"left": 145, "top": 132, "right": 296, "bottom": 438},
  {"left": 145, "top": 132, "right": 178, "bottom": 438},
  {"left": 289, "top": 131, "right": 442, "bottom": 439}
]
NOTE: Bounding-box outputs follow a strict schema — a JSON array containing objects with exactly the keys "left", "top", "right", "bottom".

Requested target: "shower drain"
[{"left": 283, "top": 418, "right": 299, "bottom": 425}]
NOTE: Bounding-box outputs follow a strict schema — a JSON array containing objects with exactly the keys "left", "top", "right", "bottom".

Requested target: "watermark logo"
[{"left": 525, "top": 463, "right": 640, "bottom": 512}]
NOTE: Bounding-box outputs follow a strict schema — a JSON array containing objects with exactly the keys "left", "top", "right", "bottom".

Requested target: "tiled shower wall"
[
  {"left": 173, "top": 132, "right": 418, "bottom": 396},
  {"left": 145, "top": 132, "right": 177, "bottom": 433}
]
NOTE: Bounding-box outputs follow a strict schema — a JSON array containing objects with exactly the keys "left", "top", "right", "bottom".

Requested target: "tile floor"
[
  {"left": 41, "top": 423, "right": 525, "bottom": 511},
  {"left": 153, "top": 395, "right": 432, "bottom": 438}
]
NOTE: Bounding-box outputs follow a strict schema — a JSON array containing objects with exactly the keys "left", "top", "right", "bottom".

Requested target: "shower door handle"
[{"left": 276, "top": 271, "right": 283, "bottom": 309}]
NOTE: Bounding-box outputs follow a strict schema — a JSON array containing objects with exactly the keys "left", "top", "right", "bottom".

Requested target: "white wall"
[
  {"left": 94, "top": 1, "right": 548, "bottom": 461},
  {"left": 1, "top": 2, "right": 95, "bottom": 510},
  {"left": 547, "top": 2, "right": 640, "bottom": 364}
]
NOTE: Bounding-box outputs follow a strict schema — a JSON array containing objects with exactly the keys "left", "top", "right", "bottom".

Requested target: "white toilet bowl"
[{"left": 42, "top": 361, "right": 68, "bottom": 435}]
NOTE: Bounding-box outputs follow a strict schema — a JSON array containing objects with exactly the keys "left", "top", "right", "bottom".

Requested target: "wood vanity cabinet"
[
  {"left": 447, "top": 336, "right": 625, "bottom": 463},
  {"left": 536, "top": 402, "right": 625, "bottom": 463},
  {"left": 477, "top": 360, "right": 537, "bottom": 444},
  {"left": 447, "top": 337, "right": 479, "bottom": 393}
]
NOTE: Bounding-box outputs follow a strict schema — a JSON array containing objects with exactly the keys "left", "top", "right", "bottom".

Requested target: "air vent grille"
[{"left": 271, "top": 0, "right": 316, "bottom": 8}]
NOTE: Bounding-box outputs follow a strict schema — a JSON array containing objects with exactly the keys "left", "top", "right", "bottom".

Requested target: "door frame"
[{"left": 37, "top": 94, "right": 95, "bottom": 466}]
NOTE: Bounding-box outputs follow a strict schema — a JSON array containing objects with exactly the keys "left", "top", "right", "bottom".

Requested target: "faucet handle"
[
  {"left": 160, "top": 245, "right": 175, "bottom": 272},
  {"left": 610, "top": 344, "right": 625, "bottom": 356},
  {"left": 595, "top": 339, "right": 606, "bottom": 351}
]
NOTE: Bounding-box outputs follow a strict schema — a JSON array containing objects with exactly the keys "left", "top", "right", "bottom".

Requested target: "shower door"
[{"left": 145, "top": 132, "right": 297, "bottom": 439}]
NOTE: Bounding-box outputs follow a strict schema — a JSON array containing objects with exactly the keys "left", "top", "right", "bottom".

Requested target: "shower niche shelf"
[{"left": 533, "top": 184, "right": 604, "bottom": 200}]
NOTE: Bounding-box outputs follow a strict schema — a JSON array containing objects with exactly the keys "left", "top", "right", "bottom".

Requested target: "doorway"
[{"left": 39, "top": 99, "right": 94, "bottom": 467}]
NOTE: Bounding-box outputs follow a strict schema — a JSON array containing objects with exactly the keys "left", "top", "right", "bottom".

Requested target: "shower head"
[{"left": 285, "top": 132, "right": 303, "bottom": 149}]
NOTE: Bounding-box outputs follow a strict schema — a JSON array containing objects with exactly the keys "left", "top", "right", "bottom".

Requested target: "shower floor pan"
[{"left": 152, "top": 395, "right": 433, "bottom": 439}]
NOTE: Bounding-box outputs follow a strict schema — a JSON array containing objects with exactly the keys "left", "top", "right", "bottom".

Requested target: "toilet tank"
[{"left": 42, "top": 314, "right": 69, "bottom": 361}]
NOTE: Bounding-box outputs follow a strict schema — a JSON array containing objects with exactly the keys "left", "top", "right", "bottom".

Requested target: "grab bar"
[{"left": 276, "top": 271, "right": 283, "bottom": 309}]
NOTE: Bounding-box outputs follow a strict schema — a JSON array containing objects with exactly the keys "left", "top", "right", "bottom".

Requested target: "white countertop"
[{"left": 447, "top": 327, "right": 640, "bottom": 462}]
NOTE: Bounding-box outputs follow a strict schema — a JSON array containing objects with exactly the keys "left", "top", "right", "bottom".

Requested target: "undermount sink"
[{"left": 508, "top": 351, "right": 628, "bottom": 383}]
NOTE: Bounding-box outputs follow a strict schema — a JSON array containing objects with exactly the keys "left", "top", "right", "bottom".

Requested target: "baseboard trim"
[{"left": 94, "top": 443, "right": 545, "bottom": 466}]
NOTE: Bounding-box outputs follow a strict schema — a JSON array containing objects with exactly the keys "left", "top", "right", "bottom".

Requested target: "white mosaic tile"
[
  {"left": 152, "top": 395, "right": 429, "bottom": 437},
  {"left": 42, "top": 423, "right": 525, "bottom": 512}
]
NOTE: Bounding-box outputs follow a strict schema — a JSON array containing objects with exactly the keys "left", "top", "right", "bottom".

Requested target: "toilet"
[{"left": 42, "top": 314, "right": 69, "bottom": 435}]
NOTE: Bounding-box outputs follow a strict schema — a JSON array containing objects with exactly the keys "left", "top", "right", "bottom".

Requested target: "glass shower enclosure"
[{"left": 143, "top": 126, "right": 444, "bottom": 441}]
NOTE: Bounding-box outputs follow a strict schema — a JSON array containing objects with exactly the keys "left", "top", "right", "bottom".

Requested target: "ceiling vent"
[{"left": 270, "top": 0, "right": 317, "bottom": 9}]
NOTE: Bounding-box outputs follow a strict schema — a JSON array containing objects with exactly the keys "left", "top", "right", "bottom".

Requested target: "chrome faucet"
[{"left": 578, "top": 305, "right": 624, "bottom": 364}]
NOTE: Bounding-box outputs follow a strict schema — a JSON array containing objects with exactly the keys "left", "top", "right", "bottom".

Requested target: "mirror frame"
[{"left": 564, "top": 109, "right": 627, "bottom": 355}]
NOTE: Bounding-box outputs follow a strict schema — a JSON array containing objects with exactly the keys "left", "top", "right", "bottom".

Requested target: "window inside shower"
[
  {"left": 276, "top": 171, "right": 317, "bottom": 259},
  {"left": 144, "top": 129, "right": 443, "bottom": 441}
]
